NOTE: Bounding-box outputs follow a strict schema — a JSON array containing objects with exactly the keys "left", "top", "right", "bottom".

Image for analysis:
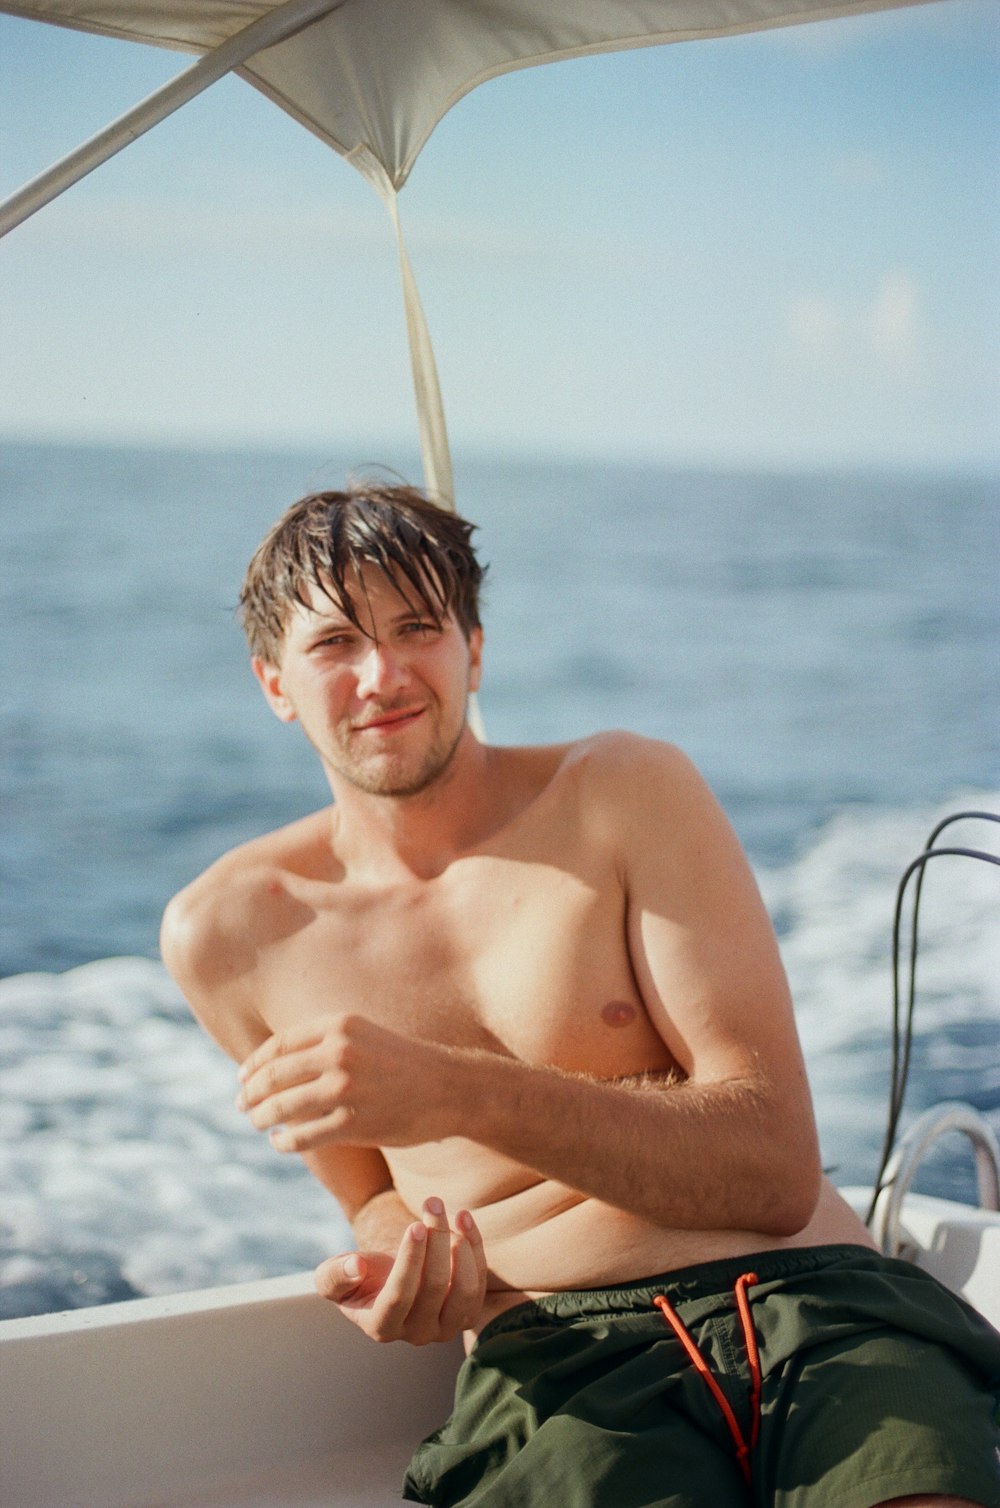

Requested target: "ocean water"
[{"left": 1, "top": 440, "right": 998, "bottom": 1319}]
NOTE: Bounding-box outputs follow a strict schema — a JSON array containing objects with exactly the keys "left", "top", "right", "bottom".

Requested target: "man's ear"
[
  {"left": 468, "top": 627, "right": 484, "bottom": 695},
  {"left": 252, "top": 657, "right": 298, "bottom": 724}
]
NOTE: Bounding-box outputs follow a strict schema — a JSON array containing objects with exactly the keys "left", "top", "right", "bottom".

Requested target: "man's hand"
[
  {"left": 314, "top": 1198, "right": 487, "bottom": 1345},
  {"left": 236, "top": 1015, "right": 454, "bottom": 1152}
]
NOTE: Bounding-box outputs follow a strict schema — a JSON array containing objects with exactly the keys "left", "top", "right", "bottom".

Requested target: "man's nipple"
[{"left": 601, "top": 1000, "right": 637, "bottom": 1028}]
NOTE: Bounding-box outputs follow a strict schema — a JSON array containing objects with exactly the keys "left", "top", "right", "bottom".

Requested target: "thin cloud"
[
  {"left": 784, "top": 271, "right": 924, "bottom": 375},
  {"left": 868, "top": 271, "right": 921, "bottom": 368}
]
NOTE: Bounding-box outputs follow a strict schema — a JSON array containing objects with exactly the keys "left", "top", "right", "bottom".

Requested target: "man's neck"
[{"left": 324, "top": 728, "right": 500, "bottom": 882}]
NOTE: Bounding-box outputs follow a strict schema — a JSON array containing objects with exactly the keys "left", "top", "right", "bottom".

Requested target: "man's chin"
[
  {"left": 352, "top": 767, "right": 447, "bottom": 799},
  {"left": 337, "top": 733, "right": 465, "bottom": 800}
]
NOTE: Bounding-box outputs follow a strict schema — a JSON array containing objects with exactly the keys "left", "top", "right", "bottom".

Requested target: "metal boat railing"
[{"left": 869, "top": 1101, "right": 1000, "bottom": 1259}]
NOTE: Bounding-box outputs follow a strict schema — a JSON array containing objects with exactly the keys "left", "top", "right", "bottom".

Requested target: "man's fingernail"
[
  {"left": 410, "top": 1223, "right": 427, "bottom": 1243},
  {"left": 343, "top": 1255, "right": 362, "bottom": 1280},
  {"left": 425, "top": 1197, "right": 444, "bottom": 1218}
]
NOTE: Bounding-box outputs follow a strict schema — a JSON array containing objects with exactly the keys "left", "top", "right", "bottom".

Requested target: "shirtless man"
[{"left": 161, "top": 483, "right": 1000, "bottom": 1507}]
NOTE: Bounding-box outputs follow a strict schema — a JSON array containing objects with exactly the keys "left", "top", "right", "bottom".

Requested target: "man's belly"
[{"left": 388, "top": 1147, "right": 875, "bottom": 1336}]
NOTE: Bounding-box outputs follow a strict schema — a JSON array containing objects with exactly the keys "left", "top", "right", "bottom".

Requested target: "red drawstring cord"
[
  {"left": 733, "top": 1272, "right": 762, "bottom": 1449},
  {"left": 654, "top": 1272, "right": 761, "bottom": 1486}
]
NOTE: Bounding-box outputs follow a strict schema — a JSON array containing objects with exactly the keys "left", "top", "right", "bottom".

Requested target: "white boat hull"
[
  {"left": 0, "top": 1270, "right": 462, "bottom": 1507},
  {"left": 3, "top": 1189, "right": 998, "bottom": 1507}
]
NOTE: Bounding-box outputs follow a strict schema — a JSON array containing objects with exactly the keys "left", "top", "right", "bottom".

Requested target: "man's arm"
[
  {"left": 161, "top": 877, "right": 486, "bottom": 1343},
  {"left": 461, "top": 737, "right": 819, "bottom": 1234},
  {"left": 161, "top": 873, "right": 398, "bottom": 1221},
  {"left": 237, "top": 738, "right": 822, "bottom": 1239}
]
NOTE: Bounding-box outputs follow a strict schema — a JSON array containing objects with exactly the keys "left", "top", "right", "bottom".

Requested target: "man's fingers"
[
  {"left": 315, "top": 1206, "right": 488, "bottom": 1345},
  {"left": 267, "top": 1109, "right": 355, "bottom": 1153},
  {"left": 399, "top": 1199, "right": 453, "bottom": 1338},
  {"left": 438, "top": 1211, "right": 487, "bottom": 1334},
  {"left": 238, "top": 1024, "right": 325, "bottom": 1086},
  {"left": 421, "top": 1198, "right": 454, "bottom": 1296},
  {"left": 238, "top": 1051, "right": 324, "bottom": 1113},
  {"left": 243, "top": 1074, "right": 335, "bottom": 1130},
  {"left": 365, "top": 1223, "right": 431, "bottom": 1339},
  {"left": 457, "top": 1209, "right": 487, "bottom": 1283},
  {"left": 314, "top": 1252, "right": 367, "bottom": 1302}
]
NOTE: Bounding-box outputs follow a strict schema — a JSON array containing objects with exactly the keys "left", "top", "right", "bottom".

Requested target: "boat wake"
[{"left": 1, "top": 793, "right": 997, "bottom": 1320}]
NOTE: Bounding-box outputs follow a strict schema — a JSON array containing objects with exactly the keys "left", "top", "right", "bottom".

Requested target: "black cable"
[
  {"left": 899, "top": 813, "right": 1000, "bottom": 1143},
  {"left": 864, "top": 814, "right": 1000, "bottom": 1226}
]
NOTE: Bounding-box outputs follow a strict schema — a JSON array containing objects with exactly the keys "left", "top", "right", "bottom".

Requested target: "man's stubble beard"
[{"left": 321, "top": 711, "right": 468, "bottom": 800}]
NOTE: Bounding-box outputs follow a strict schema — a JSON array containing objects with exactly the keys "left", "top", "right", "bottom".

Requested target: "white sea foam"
[
  {"left": 0, "top": 958, "right": 350, "bottom": 1316},
  {"left": 764, "top": 795, "right": 1000, "bottom": 1045},
  {"left": 761, "top": 794, "right": 1000, "bottom": 1183},
  {"left": 1, "top": 797, "right": 997, "bottom": 1317}
]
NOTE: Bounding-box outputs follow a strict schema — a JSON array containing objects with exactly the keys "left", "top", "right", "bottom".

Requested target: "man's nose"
[{"left": 356, "top": 639, "right": 406, "bottom": 697}]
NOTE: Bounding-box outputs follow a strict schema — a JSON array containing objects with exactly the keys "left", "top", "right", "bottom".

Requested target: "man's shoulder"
[
  {"left": 503, "top": 733, "right": 704, "bottom": 853},
  {"left": 557, "top": 734, "right": 735, "bottom": 877},
  {"left": 507, "top": 729, "right": 688, "bottom": 774},
  {"left": 556, "top": 730, "right": 698, "bottom": 799},
  {"left": 160, "top": 808, "right": 333, "bottom": 988}
]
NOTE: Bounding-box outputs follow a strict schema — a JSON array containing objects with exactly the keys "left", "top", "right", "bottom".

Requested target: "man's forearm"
[
  {"left": 238, "top": 1015, "right": 819, "bottom": 1235},
  {"left": 351, "top": 1187, "right": 416, "bottom": 1254},
  {"left": 441, "top": 1049, "right": 820, "bottom": 1238}
]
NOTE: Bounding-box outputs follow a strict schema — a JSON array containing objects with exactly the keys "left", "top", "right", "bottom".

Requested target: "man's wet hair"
[{"left": 239, "top": 481, "right": 486, "bottom": 662}]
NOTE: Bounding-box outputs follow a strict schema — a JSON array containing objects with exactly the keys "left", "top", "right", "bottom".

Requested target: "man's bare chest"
[{"left": 255, "top": 853, "right": 672, "bottom": 1078}]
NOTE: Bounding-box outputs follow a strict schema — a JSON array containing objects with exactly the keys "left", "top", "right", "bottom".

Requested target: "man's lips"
[{"left": 351, "top": 706, "right": 425, "bottom": 733}]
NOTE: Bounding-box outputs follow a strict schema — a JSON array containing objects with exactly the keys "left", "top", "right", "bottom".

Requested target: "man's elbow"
[
  {"left": 762, "top": 1186, "right": 820, "bottom": 1239},
  {"left": 760, "top": 1144, "right": 823, "bottom": 1237}
]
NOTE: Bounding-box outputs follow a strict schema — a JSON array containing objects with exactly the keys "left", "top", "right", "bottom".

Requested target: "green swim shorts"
[{"left": 402, "top": 1243, "right": 1000, "bottom": 1507}]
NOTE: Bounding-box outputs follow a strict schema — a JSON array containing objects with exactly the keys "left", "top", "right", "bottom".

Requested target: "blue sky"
[{"left": 1, "top": 0, "right": 997, "bottom": 470}]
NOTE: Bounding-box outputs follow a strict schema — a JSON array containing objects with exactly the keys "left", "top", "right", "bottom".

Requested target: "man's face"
[{"left": 253, "top": 565, "right": 482, "bottom": 799}]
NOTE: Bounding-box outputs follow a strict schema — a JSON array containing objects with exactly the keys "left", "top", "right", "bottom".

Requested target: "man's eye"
[{"left": 401, "top": 620, "right": 438, "bottom": 637}]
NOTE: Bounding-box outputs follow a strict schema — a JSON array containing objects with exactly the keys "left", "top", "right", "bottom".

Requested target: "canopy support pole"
[{"left": 0, "top": 0, "right": 350, "bottom": 239}]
